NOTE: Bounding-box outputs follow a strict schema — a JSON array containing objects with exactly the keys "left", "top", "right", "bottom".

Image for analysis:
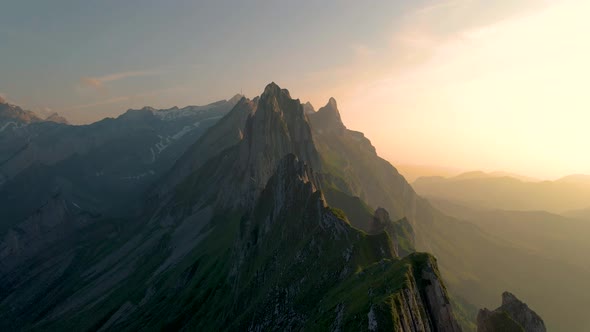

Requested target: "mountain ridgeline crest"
[{"left": 0, "top": 82, "right": 490, "bottom": 331}]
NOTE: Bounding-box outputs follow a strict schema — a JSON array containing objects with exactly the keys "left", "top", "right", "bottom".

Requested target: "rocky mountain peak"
[
  {"left": 374, "top": 207, "right": 390, "bottom": 221},
  {"left": 302, "top": 101, "right": 315, "bottom": 114},
  {"left": 502, "top": 291, "right": 520, "bottom": 306},
  {"left": 119, "top": 108, "right": 157, "bottom": 122},
  {"left": 308, "top": 97, "right": 345, "bottom": 133},
  {"left": 478, "top": 292, "right": 546, "bottom": 332},
  {"left": 261, "top": 81, "right": 291, "bottom": 100},
  {"left": 162, "top": 83, "right": 321, "bottom": 210},
  {"left": 228, "top": 93, "right": 245, "bottom": 105},
  {"left": 233, "top": 82, "right": 321, "bottom": 201},
  {"left": 371, "top": 207, "right": 391, "bottom": 231},
  {"left": 327, "top": 96, "right": 338, "bottom": 108}
]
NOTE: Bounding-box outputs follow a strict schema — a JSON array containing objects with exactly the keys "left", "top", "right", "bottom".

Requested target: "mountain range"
[
  {"left": 0, "top": 95, "right": 242, "bottom": 224},
  {"left": 413, "top": 171, "right": 590, "bottom": 213},
  {"left": 1, "top": 83, "right": 581, "bottom": 331},
  {"left": 0, "top": 84, "right": 463, "bottom": 331}
]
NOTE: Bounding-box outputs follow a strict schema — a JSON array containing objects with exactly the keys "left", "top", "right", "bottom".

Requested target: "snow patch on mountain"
[{"left": 0, "top": 121, "right": 23, "bottom": 133}]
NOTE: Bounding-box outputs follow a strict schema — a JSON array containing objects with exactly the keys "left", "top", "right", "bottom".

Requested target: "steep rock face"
[
  {"left": 229, "top": 154, "right": 461, "bottom": 331},
  {"left": 309, "top": 95, "right": 579, "bottom": 331},
  {"left": 167, "top": 82, "right": 322, "bottom": 210},
  {"left": 0, "top": 83, "right": 463, "bottom": 332},
  {"left": 311, "top": 97, "right": 345, "bottom": 134},
  {"left": 308, "top": 97, "right": 419, "bottom": 226},
  {"left": 154, "top": 96, "right": 256, "bottom": 195},
  {"left": 309, "top": 98, "right": 418, "bottom": 257},
  {"left": 371, "top": 208, "right": 416, "bottom": 257},
  {"left": 477, "top": 310, "right": 524, "bottom": 332},
  {"left": 477, "top": 292, "right": 546, "bottom": 332},
  {"left": 302, "top": 101, "right": 315, "bottom": 114},
  {"left": 416, "top": 257, "right": 463, "bottom": 332},
  {"left": 235, "top": 83, "right": 321, "bottom": 194}
]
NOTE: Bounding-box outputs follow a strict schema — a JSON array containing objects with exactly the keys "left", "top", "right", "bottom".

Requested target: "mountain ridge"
[{"left": 0, "top": 83, "right": 463, "bottom": 331}]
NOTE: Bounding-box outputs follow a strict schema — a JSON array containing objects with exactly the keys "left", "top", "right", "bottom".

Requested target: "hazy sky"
[{"left": 1, "top": 0, "right": 589, "bottom": 179}]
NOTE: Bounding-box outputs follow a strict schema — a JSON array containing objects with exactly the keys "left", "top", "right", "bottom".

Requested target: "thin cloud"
[{"left": 80, "top": 70, "right": 162, "bottom": 91}]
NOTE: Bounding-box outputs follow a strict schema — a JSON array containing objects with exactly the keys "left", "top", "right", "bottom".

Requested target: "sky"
[{"left": 1, "top": 0, "right": 589, "bottom": 179}]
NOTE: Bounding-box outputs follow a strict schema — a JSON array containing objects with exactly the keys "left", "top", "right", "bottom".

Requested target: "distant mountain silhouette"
[{"left": 413, "top": 171, "right": 590, "bottom": 213}]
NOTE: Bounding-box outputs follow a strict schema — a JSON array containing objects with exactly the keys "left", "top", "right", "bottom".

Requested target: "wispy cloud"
[
  {"left": 80, "top": 70, "right": 162, "bottom": 92},
  {"left": 0, "top": 93, "right": 6, "bottom": 104},
  {"left": 67, "top": 85, "right": 189, "bottom": 111}
]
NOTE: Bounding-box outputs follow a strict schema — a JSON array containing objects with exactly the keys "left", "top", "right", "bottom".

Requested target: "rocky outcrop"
[
  {"left": 236, "top": 82, "right": 321, "bottom": 189},
  {"left": 302, "top": 101, "right": 315, "bottom": 114},
  {"left": 309, "top": 97, "right": 345, "bottom": 134},
  {"left": 368, "top": 208, "right": 415, "bottom": 257},
  {"left": 371, "top": 207, "right": 401, "bottom": 256},
  {"left": 230, "top": 154, "right": 460, "bottom": 331},
  {"left": 175, "top": 82, "right": 322, "bottom": 209},
  {"left": 45, "top": 112, "right": 69, "bottom": 124},
  {"left": 477, "top": 309, "right": 524, "bottom": 332},
  {"left": 154, "top": 83, "right": 323, "bottom": 213},
  {"left": 387, "top": 253, "right": 463, "bottom": 332},
  {"left": 415, "top": 256, "right": 463, "bottom": 332},
  {"left": 477, "top": 292, "right": 546, "bottom": 332}
]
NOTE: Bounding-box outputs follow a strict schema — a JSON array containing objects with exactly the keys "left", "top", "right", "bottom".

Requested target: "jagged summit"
[
  {"left": 478, "top": 292, "right": 546, "bottom": 332},
  {"left": 0, "top": 82, "right": 464, "bottom": 332},
  {"left": 237, "top": 82, "right": 321, "bottom": 178},
  {"left": 320, "top": 97, "right": 342, "bottom": 120},
  {"left": 0, "top": 100, "right": 43, "bottom": 124},
  {"left": 121, "top": 95, "right": 242, "bottom": 123},
  {"left": 327, "top": 96, "right": 337, "bottom": 108},
  {"left": 228, "top": 93, "right": 244, "bottom": 105},
  {"left": 158, "top": 82, "right": 321, "bottom": 210},
  {"left": 216, "top": 82, "right": 321, "bottom": 207},
  {"left": 502, "top": 291, "right": 520, "bottom": 306},
  {"left": 308, "top": 97, "right": 345, "bottom": 133},
  {"left": 302, "top": 101, "right": 315, "bottom": 114},
  {"left": 262, "top": 81, "right": 292, "bottom": 99}
]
